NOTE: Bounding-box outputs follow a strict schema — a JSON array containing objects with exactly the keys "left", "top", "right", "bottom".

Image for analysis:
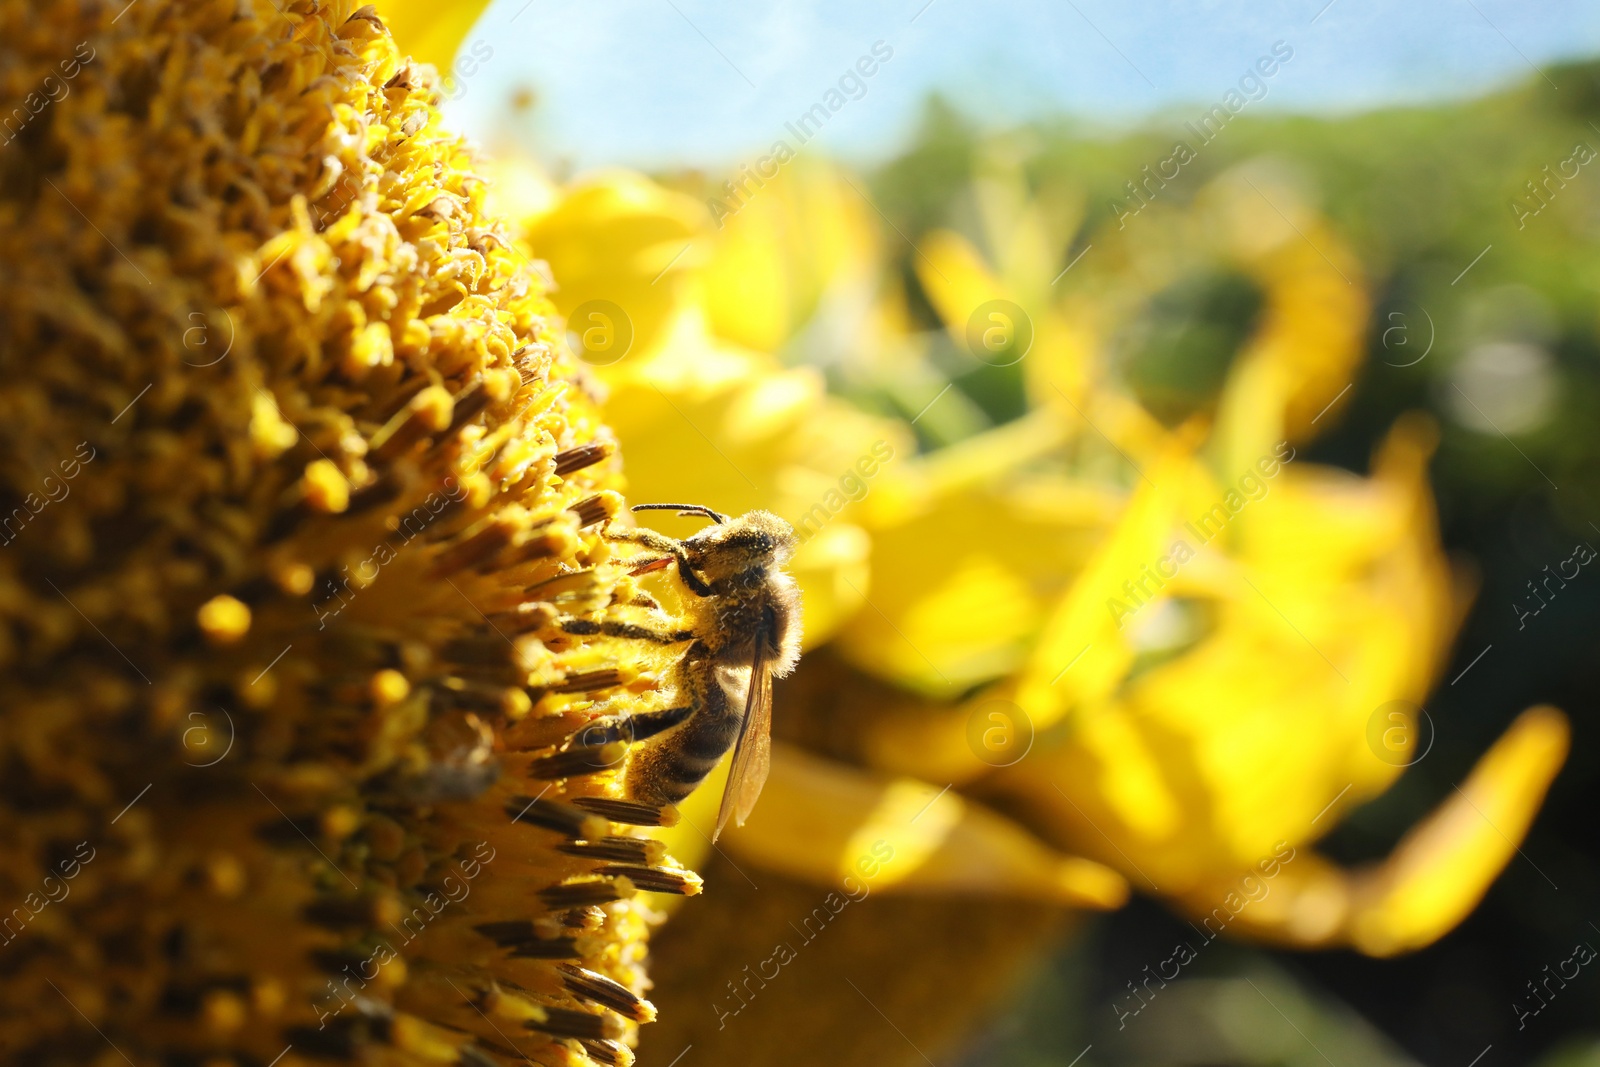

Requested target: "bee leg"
[
  {"left": 606, "top": 525, "right": 714, "bottom": 598},
  {"left": 605, "top": 525, "right": 681, "bottom": 554},
  {"left": 676, "top": 562, "right": 714, "bottom": 598},
  {"left": 559, "top": 618, "right": 694, "bottom": 644},
  {"left": 571, "top": 705, "right": 693, "bottom": 747}
]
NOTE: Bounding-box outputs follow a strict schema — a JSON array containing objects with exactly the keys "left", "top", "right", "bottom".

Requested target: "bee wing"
[{"left": 713, "top": 624, "right": 774, "bottom": 842}]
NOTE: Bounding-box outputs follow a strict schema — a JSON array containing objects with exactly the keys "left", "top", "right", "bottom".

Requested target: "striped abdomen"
[{"left": 624, "top": 644, "right": 746, "bottom": 805}]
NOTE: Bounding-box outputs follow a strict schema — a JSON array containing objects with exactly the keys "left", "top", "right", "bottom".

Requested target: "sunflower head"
[{"left": 0, "top": 3, "right": 698, "bottom": 1063}]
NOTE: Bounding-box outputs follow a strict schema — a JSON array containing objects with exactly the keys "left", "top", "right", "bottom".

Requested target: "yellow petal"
[
  {"left": 720, "top": 744, "right": 1127, "bottom": 908},
  {"left": 522, "top": 171, "right": 709, "bottom": 359},
  {"left": 1203, "top": 168, "right": 1368, "bottom": 466},
  {"left": 1194, "top": 706, "right": 1570, "bottom": 955},
  {"left": 372, "top": 0, "right": 491, "bottom": 71},
  {"left": 1014, "top": 434, "right": 1210, "bottom": 730},
  {"left": 965, "top": 417, "right": 1462, "bottom": 899},
  {"left": 834, "top": 477, "right": 1109, "bottom": 695},
  {"left": 1172, "top": 846, "right": 1354, "bottom": 948},
  {"left": 1345, "top": 705, "right": 1570, "bottom": 956},
  {"left": 914, "top": 229, "right": 1012, "bottom": 343},
  {"left": 788, "top": 524, "right": 871, "bottom": 645},
  {"left": 703, "top": 160, "right": 879, "bottom": 351}
]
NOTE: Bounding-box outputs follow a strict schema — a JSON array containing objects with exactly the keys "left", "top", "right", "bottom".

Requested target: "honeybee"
[{"left": 572, "top": 504, "right": 801, "bottom": 839}]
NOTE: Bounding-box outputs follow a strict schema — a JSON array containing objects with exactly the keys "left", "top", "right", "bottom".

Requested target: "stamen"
[
  {"left": 538, "top": 877, "right": 635, "bottom": 908},
  {"left": 552, "top": 442, "right": 614, "bottom": 477},
  {"left": 593, "top": 865, "right": 702, "bottom": 896},
  {"left": 573, "top": 797, "right": 680, "bottom": 827},
  {"left": 558, "top": 963, "right": 657, "bottom": 1023}
]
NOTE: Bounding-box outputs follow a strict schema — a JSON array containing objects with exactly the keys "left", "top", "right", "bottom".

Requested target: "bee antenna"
[{"left": 631, "top": 503, "right": 728, "bottom": 524}]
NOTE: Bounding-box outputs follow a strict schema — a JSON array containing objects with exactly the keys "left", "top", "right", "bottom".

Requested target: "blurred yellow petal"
[
  {"left": 703, "top": 199, "right": 791, "bottom": 351},
  {"left": 522, "top": 171, "right": 710, "bottom": 357},
  {"left": 721, "top": 744, "right": 1128, "bottom": 908},
  {"left": 1176, "top": 846, "right": 1355, "bottom": 948},
  {"left": 1345, "top": 705, "right": 1570, "bottom": 956},
  {"left": 973, "top": 165, "right": 1061, "bottom": 290},
  {"left": 864, "top": 407, "right": 1069, "bottom": 524},
  {"left": 788, "top": 524, "right": 871, "bottom": 645},
  {"left": 648, "top": 833, "right": 1081, "bottom": 1067},
  {"left": 372, "top": 0, "right": 490, "bottom": 70},
  {"left": 824, "top": 411, "right": 1133, "bottom": 697},
  {"left": 500, "top": 154, "right": 1555, "bottom": 988},
  {"left": 703, "top": 161, "right": 879, "bottom": 351},
  {"left": 835, "top": 477, "right": 1111, "bottom": 695},
  {"left": 1022, "top": 303, "right": 1099, "bottom": 415},
  {"left": 1014, "top": 434, "right": 1212, "bottom": 730},
  {"left": 910, "top": 156, "right": 1100, "bottom": 412},
  {"left": 479, "top": 153, "right": 561, "bottom": 225},
  {"left": 723, "top": 362, "right": 824, "bottom": 446},
  {"left": 1193, "top": 706, "right": 1570, "bottom": 955},
  {"left": 914, "top": 228, "right": 1011, "bottom": 343},
  {"left": 1202, "top": 167, "right": 1369, "bottom": 470},
  {"left": 967, "top": 415, "right": 1462, "bottom": 910}
]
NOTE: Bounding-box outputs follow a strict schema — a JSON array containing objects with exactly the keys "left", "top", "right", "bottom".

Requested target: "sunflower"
[{"left": 0, "top": 3, "right": 695, "bottom": 1064}]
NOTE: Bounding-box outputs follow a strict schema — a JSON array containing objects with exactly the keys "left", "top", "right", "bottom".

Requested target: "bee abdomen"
[
  {"left": 627, "top": 709, "right": 740, "bottom": 803},
  {"left": 624, "top": 661, "right": 741, "bottom": 805}
]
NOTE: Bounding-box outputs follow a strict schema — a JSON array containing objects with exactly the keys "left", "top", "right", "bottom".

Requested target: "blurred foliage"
[{"left": 1123, "top": 268, "right": 1265, "bottom": 426}]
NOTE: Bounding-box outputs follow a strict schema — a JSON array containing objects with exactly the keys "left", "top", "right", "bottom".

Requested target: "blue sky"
[{"left": 447, "top": 0, "right": 1600, "bottom": 171}]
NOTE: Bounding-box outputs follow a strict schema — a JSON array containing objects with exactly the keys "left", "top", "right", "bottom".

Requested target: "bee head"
[{"left": 684, "top": 509, "right": 795, "bottom": 582}]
